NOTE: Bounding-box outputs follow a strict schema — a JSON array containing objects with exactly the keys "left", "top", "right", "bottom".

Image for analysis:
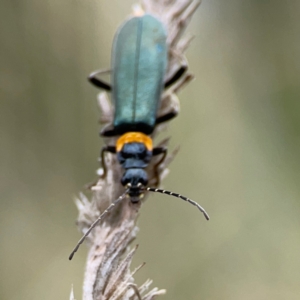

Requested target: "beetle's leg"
[
  {"left": 155, "top": 111, "right": 178, "bottom": 125},
  {"left": 157, "top": 64, "right": 187, "bottom": 125},
  {"left": 101, "top": 145, "right": 116, "bottom": 178},
  {"left": 100, "top": 124, "right": 118, "bottom": 137},
  {"left": 85, "top": 145, "right": 116, "bottom": 190},
  {"left": 152, "top": 147, "right": 167, "bottom": 187},
  {"left": 156, "top": 92, "right": 180, "bottom": 125},
  {"left": 88, "top": 69, "right": 112, "bottom": 91},
  {"left": 164, "top": 65, "right": 187, "bottom": 89},
  {"left": 153, "top": 147, "right": 167, "bottom": 157}
]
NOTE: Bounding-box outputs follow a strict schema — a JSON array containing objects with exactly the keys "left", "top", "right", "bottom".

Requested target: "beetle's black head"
[{"left": 121, "top": 168, "right": 148, "bottom": 203}]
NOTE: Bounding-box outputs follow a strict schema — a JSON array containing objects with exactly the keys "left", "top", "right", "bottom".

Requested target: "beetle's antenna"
[
  {"left": 144, "top": 187, "right": 210, "bottom": 220},
  {"left": 69, "top": 189, "right": 129, "bottom": 260}
]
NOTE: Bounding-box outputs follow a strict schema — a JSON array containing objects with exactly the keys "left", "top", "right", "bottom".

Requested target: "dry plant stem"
[{"left": 72, "top": 1, "right": 201, "bottom": 299}]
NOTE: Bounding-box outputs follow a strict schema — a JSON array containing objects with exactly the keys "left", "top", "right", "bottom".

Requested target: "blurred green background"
[{"left": 1, "top": 0, "right": 300, "bottom": 299}]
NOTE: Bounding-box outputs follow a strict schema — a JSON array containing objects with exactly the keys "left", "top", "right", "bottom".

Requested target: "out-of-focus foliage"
[{"left": 1, "top": 1, "right": 300, "bottom": 300}]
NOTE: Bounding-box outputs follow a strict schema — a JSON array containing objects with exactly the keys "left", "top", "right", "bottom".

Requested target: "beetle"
[
  {"left": 90, "top": 14, "right": 189, "bottom": 198},
  {"left": 69, "top": 14, "right": 208, "bottom": 260}
]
